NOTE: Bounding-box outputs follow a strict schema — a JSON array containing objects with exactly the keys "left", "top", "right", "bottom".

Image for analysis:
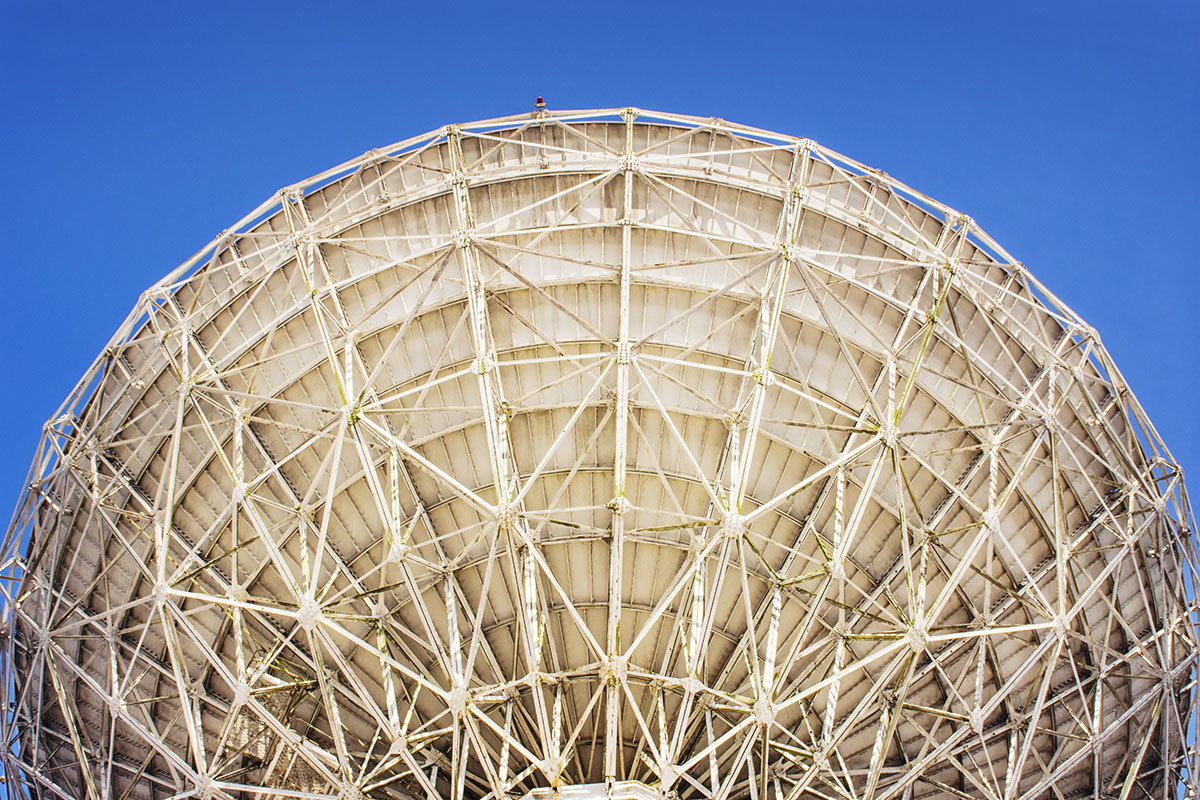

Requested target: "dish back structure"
[{"left": 1, "top": 108, "right": 1196, "bottom": 800}]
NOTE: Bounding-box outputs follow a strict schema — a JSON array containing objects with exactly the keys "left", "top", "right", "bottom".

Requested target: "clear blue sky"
[{"left": 0, "top": 1, "right": 1197, "bottom": 514}]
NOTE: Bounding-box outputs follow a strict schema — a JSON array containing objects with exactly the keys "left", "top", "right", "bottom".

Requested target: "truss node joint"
[
  {"left": 472, "top": 354, "right": 494, "bottom": 375},
  {"left": 721, "top": 511, "right": 747, "bottom": 539},
  {"left": 296, "top": 594, "right": 320, "bottom": 631},
  {"left": 447, "top": 685, "right": 469, "bottom": 716},
  {"left": 905, "top": 621, "right": 928, "bottom": 652},
  {"left": 497, "top": 502, "right": 518, "bottom": 529},
  {"left": 606, "top": 495, "right": 632, "bottom": 517},
  {"left": 827, "top": 559, "right": 846, "bottom": 583},
  {"left": 753, "top": 696, "right": 775, "bottom": 726},
  {"left": 387, "top": 540, "right": 410, "bottom": 564},
  {"left": 618, "top": 155, "right": 642, "bottom": 173},
  {"left": 752, "top": 368, "right": 776, "bottom": 388},
  {"left": 195, "top": 775, "right": 216, "bottom": 800},
  {"left": 603, "top": 655, "right": 628, "bottom": 684},
  {"left": 879, "top": 421, "right": 899, "bottom": 451},
  {"left": 615, "top": 342, "right": 634, "bottom": 366}
]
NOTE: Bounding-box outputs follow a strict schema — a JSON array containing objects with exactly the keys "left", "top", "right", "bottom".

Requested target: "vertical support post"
[{"left": 606, "top": 106, "right": 639, "bottom": 789}]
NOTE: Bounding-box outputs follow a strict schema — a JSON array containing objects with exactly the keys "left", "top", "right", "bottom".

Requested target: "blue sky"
[{"left": 0, "top": 0, "right": 1197, "bottom": 512}]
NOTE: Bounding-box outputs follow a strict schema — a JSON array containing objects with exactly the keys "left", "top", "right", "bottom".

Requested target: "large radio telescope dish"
[{"left": 2, "top": 108, "right": 1196, "bottom": 800}]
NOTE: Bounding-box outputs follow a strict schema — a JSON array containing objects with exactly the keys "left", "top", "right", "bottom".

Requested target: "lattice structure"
[{"left": 1, "top": 108, "right": 1196, "bottom": 800}]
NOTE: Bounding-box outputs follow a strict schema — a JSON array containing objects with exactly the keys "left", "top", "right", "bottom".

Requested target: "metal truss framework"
[{"left": 0, "top": 108, "right": 1196, "bottom": 800}]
